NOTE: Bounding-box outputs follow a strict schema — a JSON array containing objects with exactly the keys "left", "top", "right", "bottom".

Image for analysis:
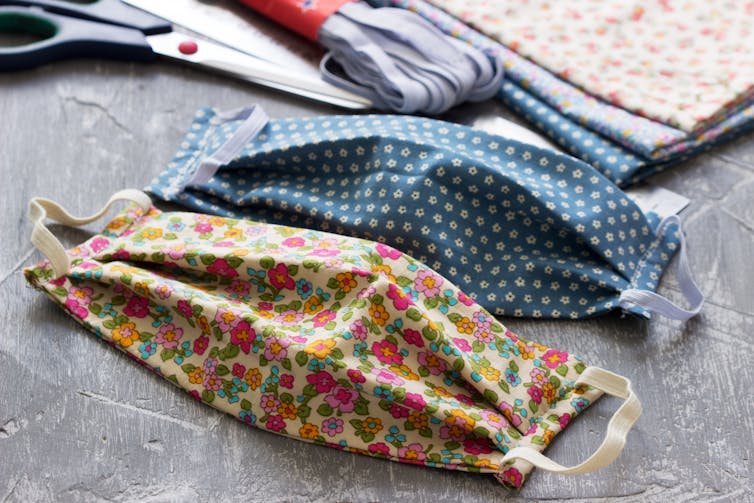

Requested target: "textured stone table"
[{"left": 1, "top": 54, "right": 753, "bottom": 502}]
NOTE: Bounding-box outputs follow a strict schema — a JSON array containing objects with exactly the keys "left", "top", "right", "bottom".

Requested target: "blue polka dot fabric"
[{"left": 147, "top": 108, "right": 683, "bottom": 319}]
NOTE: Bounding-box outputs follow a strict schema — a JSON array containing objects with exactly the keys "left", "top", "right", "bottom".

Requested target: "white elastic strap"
[
  {"left": 618, "top": 215, "right": 704, "bottom": 321},
  {"left": 318, "top": 2, "right": 503, "bottom": 114},
  {"left": 29, "top": 189, "right": 152, "bottom": 278},
  {"left": 501, "top": 366, "right": 641, "bottom": 475},
  {"left": 187, "top": 105, "right": 269, "bottom": 186}
]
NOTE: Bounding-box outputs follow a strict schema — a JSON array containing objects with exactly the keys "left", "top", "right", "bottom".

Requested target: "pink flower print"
[
  {"left": 499, "top": 402, "right": 522, "bottom": 428},
  {"left": 177, "top": 299, "right": 193, "bottom": 318},
  {"left": 473, "top": 325, "right": 495, "bottom": 343},
  {"left": 195, "top": 222, "right": 213, "bottom": 234},
  {"left": 123, "top": 295, "right": 149, "bottom": 318},
  {"left": 113, "top": 249, "right": 130, "bottom": 261},
  {"left": 282, "top": 236, "right": 305, "bottom": 247},
  {"left": 154, "top": 284, "right": 173, "bottom": 300},
  {"left": 257, "top": 302, "right": 274, "bottom": 311},
  {"left": 89, "top": 237, "right": 110, "bottom": 253},
  {"left": 65, "top": 299, "right": 89, "bottom": 319},
  {"left": 440, "top": 417, "right": 471, "bottom": 441},
  {"left": 397, "top": 443, "right": 426, "bottom": 463},
  {"left": 207, "top": 258, "right": 238, "bottom": 279},
  {"left": 347, "top": 369, "right": 366, "bottom": 384},
  {"left": 457, "top": 291, "right": 475, "bottom": 306},
  {"left": 274, "top": 310, "right": 304, "bottom": 326},
  {"left": 386, "top": 283, "right": 413, "bottom": 311},
  {"left": 389, "top": 403, "right": 410, "bottom": 419},
  {"left": 193, "top": 335, "right": 209, "bottom": 355},
  {"left": 225, "top": 279, "right": 250, "bottom": 297},
  {"left": 357, "top": 285, "right": 377, "bottom": 300},
  {"left": 368, "top": 442, "right": 391, "bottom": 457},
  {"left": 403, "top": 392, "right": 427, "bottom": 411},
  {"left": 164, "top": 244, "right": 187, "bottom": 260},
  {"left": 325, "top": 385, "right": 359, "bottom": 413},
  {"left": 402, "top": 328, "right": 424, "bottom": 348},
  {"left": 279, "top": 374, "right": 294, "bottom": 389},
  {"left": 417, "top": 351, "right": 447, "bottom": 375},
  {"left": 232, "top": 363, "right": 246, "bottom": 379},
  {"left": 542, "top": 349, "right": 569, "bottom": 369},
  {"left": 264, "top": 337, "right": 290, "bottom": 361},
  {"left": 479, "top": 410, "right": 508, "bottom": 430},
  {"left": 414, "top": 269, "right": 444, "bottom": 297},
  {"left": 463, "top": 438, "right": 494, "bottom": 455},
  {"left": 260, "top": 394, "right": 281, "bottom": 414},
  {"left": 306, "top": 371, "right": 337, "bottom": 393},
  {"left": 372, "top": 340, "right": 403, "bottom": 366},
  {"left": 375, "top": 242, "right": 403, "bottom": 260},
  {"left": 559, "top": 413, "right": 572, "bottom": 430},
  {"left": 349, "top": 319, "right": 368, "bottom": 341},
  {"left": 265, "top": 415, "right": 286, "bottom": 432},
  {"left": 268, "top": 263, "right": 295, "bottom": 290},
  {"left": 67, "top": 286, "right": 93, "bottom": 306},
  {"left": 452, "top": 337, "right": 472, "bottom": 352},
  {"left": 202, "top": 372, "right": 222, "bottom": 391},
  {"left": 371, "top": 368, "right": 405, "bottom": 386},
  {"left": 505, "top": 330, "right": 519, "bottom": 343},
  {"left": 312, "top": 310, "right": 336, "bottom": 328},
  {"left": 69, "top": 246, "right": 90, "bottom": 258},
  {"left": 321, "top": 417, "right": 344, "bottom": 437},
  {"left": 323, "top": 258, "right": 343, "bottom": 268},
  {"left": 312, "top": 237, "right": 339, "bottom": 250},
  {"left": 155, "top": 323, "right": 183, "bottom": 349},
  {"left": 309, "top": 248, "right": 340, "bottom": 257},
  {"left": 528, "top": 385, "right": 544, "bottom": 404},
  {"left": 50, "top": 276, "right": 66, "bottom": 287},
  {"left": 501, "top": 467, "right": 523, "bottom": 488},
  {"left": 215, "top": 308, "right": 242, "bottom": 331},
  {"left": 472, "top": 311, "right": 492, "bottom": 330},
  {"left": 230, "top": 320, "right": 255, "bottom": 354},
  {"left": 530, "top": 367, "right": 547, "bottom": 385}
]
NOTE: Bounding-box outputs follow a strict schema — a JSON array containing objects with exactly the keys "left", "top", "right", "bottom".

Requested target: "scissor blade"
[
  {"left": 146, "top": 32, "right": 371, "bottom": 110},
  {"left": 122, "top": 0, "right": 319, "bottom": 75}
]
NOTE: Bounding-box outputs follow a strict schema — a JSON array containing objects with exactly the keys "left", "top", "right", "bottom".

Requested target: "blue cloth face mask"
[{"left": 147, "top": 106, "right": 703, "bottom": 321}]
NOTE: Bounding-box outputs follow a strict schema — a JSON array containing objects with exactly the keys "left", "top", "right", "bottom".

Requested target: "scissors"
[{"left": 0, "top": 0, "right": 372, "bottom": 109}]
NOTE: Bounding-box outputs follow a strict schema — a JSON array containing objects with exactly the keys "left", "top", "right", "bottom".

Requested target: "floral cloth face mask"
[
  {"left": 147, "top": 106, "right": 703, "bottom": 321},
  {"left": 25, "top": 190, "right": 641, "bottom": 489}
]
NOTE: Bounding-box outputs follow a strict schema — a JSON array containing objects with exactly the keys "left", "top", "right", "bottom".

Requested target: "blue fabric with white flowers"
[{"left": 147, "top": 108, "right": 682, "bottom": 319}]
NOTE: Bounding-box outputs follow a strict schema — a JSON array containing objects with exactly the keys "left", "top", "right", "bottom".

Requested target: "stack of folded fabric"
[{"left": 369, "top": 0, "right": 754, "bottom": 187}]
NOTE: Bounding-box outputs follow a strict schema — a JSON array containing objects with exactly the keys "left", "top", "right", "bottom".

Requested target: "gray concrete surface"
[{"left": 1, "top": 53, "right": 753, "bottom": 502}]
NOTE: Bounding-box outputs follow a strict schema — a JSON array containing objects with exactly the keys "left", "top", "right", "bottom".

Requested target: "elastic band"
[
  {"left": 29, "top": 189, "right": 152, "bottom": 278},
  {"left": 501, "top": 366, "right": 641, "bottom": 475},
  {"left": 186, "top": 105, "right": 269, "bottom": 186},
  {"left": 318, "top": 2, "right": 503, "bottom": 114},
  {"left": 618, "top": 215, "right": 704, "bottom": 321}
]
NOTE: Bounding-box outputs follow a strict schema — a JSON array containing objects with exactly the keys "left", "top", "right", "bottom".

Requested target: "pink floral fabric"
[
  {"left": 425, "top": 0, "right": 754, "bottom": 132},
  {"left": 24, "top": 203, "right": 602, "bottom": 488}
]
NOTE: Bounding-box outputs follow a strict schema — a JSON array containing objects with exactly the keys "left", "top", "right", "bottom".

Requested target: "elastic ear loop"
[
  {"left": 29, "top": 189, "right": 153, "bottom": 278},
  {"left": 501, "top": 366, "right": 642, "bottom": 475},
  {"left": 618, "top": 214, "right": 704, "bottom": 321},
  {"left": 185, "top": 104, "right": 269, "bottom": 187}
]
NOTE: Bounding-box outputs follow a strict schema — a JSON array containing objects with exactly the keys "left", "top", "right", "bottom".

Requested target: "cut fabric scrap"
[
  {"left": 371, "top": 0, "right": 754, "bottom": 185},
  {"left": 236, "top": 0, "right": 503, "bottom": 114},
  {"left": 24, "top": 189, "right": 641, "bottom": 489},
  {"left": 146, "top": 106, "right": 704, "bottom": 321},
  {"left": 418, "top": 0, "right": 754, "bottom": 133}
]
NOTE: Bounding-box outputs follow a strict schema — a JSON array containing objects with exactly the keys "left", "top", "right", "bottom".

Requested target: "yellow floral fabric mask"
[{"left": 24, "top": 190, "right": 641, "bottom": 488}]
